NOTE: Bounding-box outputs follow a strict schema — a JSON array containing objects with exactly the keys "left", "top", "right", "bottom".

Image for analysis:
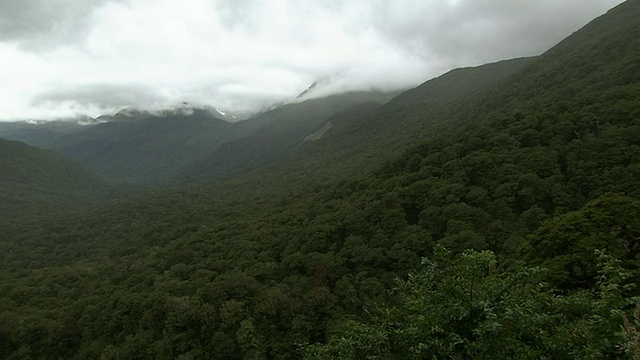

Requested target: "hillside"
[
  {"left": 0, "top": 138, "right": 109, "bottom": 221},
  {"left": 1, "top": 1, "right": 640, "bottom": 359},
  {"left": 488, "top": 0, "right": 640, "bottom": 111}
]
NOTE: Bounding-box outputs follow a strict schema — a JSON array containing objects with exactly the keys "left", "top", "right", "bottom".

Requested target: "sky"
[{"left": 0, "top": 0, "right": 626, "bottom": 121}]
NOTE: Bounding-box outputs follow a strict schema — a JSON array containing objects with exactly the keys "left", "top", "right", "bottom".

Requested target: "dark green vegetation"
[
  {"left": 1, "top": 1, "right": 640, "bottom": 358},
  {"left": 0, "top": 138, "right": 108, "bottom": 220}
]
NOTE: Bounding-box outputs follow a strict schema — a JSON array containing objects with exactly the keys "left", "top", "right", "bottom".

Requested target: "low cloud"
[
  {"left": 0, "top": 0, "right": 125, "bottom": 50},
  {"left": 32, "top": 83, "right": 166, "bottom": 111}
]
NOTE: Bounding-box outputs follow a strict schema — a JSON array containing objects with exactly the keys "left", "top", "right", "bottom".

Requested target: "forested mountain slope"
[
  {"left": 217, "top": 57, "right": 533, "bottom": 196},
  {"left": 1, "top": 1, "right": 640, "bottom": 359},
  {"left": 0, "top": 138, "right": 109, "bottom": 222}
]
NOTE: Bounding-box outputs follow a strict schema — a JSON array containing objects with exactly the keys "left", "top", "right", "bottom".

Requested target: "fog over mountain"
[{"left": 0, "top": 0, "right": 624, "bottom": 121}]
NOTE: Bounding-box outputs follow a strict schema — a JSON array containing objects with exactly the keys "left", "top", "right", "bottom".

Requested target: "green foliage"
[
  {"left": 526, "top": 193, "right": 640, "bottom": 290},
  {"left": 306, "top": 248, "right": 635, "bottom": 359}
]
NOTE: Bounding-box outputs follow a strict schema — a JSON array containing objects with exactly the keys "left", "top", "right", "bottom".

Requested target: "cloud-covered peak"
[{"left": 0, "top": 0, "right": 625, "bottom": 121}]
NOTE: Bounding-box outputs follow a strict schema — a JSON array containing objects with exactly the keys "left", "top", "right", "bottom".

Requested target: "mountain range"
[{"left": 0, "top": 91, "right": 399, "bottom": 184}]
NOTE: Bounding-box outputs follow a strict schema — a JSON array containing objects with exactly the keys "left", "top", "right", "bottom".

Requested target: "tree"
[{"left": 306, "top": 247, "right": 634, "bottom": 359}]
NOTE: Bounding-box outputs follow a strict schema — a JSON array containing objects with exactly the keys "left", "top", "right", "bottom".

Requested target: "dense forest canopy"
[{"left": 1, "top": 1, "right": 640, "bottom": 359}]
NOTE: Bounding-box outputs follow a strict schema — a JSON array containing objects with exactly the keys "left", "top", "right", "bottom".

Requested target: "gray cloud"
[
  {"left": 369, "top": 0, "right": 624, "bottom": 67},
  {"left": 0, "top": 0, "right": 124, "bottom": 50}
]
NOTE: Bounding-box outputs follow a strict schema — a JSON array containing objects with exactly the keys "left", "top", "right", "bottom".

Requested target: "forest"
[{"left": 1, "top": 1, "right": 640, "bottom": 359}]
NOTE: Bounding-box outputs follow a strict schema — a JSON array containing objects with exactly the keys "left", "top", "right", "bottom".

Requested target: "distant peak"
[{"left": 296, "top": 72, "right": 345, "bottom": 100}]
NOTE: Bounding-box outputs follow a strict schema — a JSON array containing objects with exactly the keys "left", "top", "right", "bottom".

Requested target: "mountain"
[
  {"left": 50, "top": 108, "right": 234, "bottom": 184},
  {"left": 2, "top": 1, "right": 640, "bottom": 359},
  {"left": 295, "top": 74, "right": 345, "bottom": 99},
  {"left": 221, "top": 0, "right": 639, "bottom": 196}
]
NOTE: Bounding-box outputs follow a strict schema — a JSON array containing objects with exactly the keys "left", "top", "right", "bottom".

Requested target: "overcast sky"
[{"left": 0, "top": 0, "right": 625, "bottom": 121}]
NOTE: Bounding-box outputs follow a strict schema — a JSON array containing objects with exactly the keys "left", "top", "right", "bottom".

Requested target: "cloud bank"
[{"left": 0, "top": 0, "right": 625, "bottom": 121}]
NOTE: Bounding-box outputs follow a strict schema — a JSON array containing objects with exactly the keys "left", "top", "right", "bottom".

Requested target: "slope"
[
  {"left": 217, "top": 57, "right": 533, "bottom": 196},
  {"left": 369, "top": 0, "right": 640, "bottom": 276},
  {"left": 0, "top": 138, "right": 109, "bottom": 220}
]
